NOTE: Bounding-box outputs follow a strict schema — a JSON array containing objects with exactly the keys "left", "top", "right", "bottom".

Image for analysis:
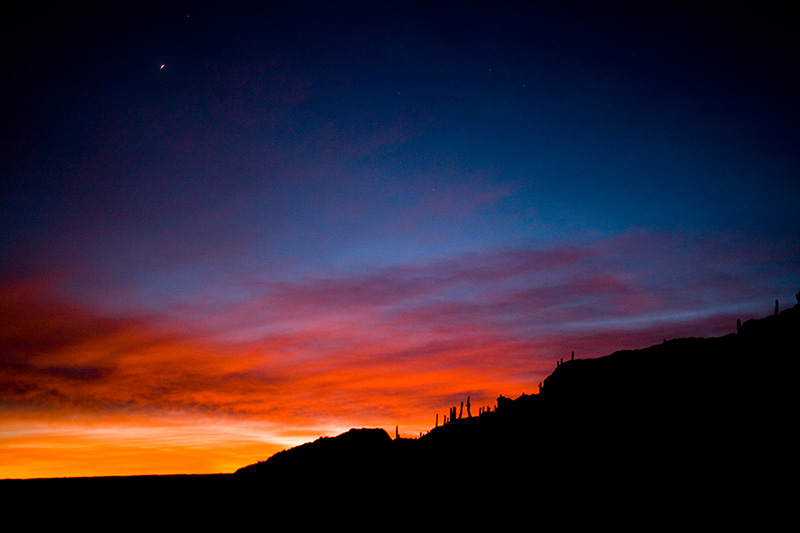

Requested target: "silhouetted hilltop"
[
  {"left": 233, "top": 296, "right": 797, "bottom": 509},
  {"left": 236, "top": 427, "right": 393, "bottom": 481}
]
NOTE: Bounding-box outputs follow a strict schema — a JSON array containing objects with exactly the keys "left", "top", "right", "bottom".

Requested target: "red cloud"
[{"left": 2, "top": 230, "right": 794, "bottom": 477}]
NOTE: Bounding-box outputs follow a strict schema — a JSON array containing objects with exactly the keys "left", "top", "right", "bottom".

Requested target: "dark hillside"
[{"left": 234, "top": 296, "right": 797, "bottom": 514}]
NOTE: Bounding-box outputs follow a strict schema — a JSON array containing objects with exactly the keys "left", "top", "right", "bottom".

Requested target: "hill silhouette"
[
  {"left": 231, "top": 296, "right": 796, "bottom": 517},
  {"left": 4, "top": 295, "right": 795, "bottom": 524}
]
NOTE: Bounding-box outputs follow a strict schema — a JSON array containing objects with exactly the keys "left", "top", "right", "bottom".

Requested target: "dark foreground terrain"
[{"left": 4, "top": 297, "right": 795, "bottom": 524}]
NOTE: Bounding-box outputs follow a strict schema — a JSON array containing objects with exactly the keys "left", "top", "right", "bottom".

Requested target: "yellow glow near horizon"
[{"left": 0, "top": 415, "right": 298, "bottom": 479}]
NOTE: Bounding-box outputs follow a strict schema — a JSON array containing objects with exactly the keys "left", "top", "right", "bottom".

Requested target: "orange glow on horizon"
[
  {"left": 0, "top": 414, "right": 303, "bottom": 479},
  {"left": 1, "top": 283, "right": 530, "bottom": 478},
  {"left": 0, "top": 262, "right": 747, "bottom": 479}
]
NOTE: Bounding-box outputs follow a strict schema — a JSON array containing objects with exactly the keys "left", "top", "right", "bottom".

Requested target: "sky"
[{"left": 2, "top": 1, "right": 798, "bottom": 479}]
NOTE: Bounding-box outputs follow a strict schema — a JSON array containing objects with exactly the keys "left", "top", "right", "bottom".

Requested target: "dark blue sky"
[{"left": 2, "top": 1, "right": 799, "bottom": 477}]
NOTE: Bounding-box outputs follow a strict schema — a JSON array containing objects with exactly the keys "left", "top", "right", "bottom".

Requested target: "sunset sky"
[{"left": 2, "top": 2, "right": 798, "bottom": 479}]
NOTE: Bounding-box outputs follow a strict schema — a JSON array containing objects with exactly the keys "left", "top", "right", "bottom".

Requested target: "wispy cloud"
[{"left": 1, "top": 228, "right": 795, "bottom": 476}]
